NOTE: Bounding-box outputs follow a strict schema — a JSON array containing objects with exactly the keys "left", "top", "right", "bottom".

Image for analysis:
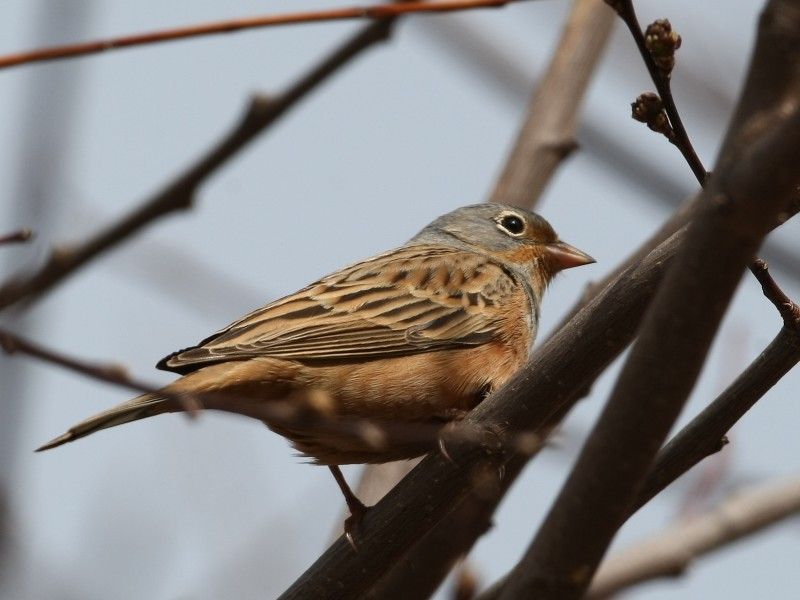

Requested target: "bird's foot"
[{"left": 343, "top": 497, "right": 370, "bottom": 550}]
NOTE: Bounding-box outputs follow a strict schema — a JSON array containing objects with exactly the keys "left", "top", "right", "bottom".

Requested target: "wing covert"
[{"left": 158, "top": 245, "right": 521, "bottom": 373}]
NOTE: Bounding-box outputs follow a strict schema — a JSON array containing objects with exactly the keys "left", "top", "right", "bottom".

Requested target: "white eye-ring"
[{"left": 496, "top": 212, "right": 526, "bottom": 236}]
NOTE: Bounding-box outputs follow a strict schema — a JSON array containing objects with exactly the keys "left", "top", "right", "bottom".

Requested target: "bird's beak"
[{"left": 544, "top": 241, "right": 595, "bottom": 271}]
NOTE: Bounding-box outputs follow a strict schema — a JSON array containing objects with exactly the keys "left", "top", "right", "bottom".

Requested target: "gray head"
[{"left": 410, "top": 204, "right": 594, "bottom": 278}]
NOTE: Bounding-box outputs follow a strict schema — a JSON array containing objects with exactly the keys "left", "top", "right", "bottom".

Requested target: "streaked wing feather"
[{"left": 159, "top": 245, "right": 518, "bottom": 372}]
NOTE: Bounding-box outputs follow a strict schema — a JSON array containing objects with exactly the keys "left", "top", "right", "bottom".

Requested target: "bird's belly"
[{"left": 275, "top": 345, "right": 521, "bottom": 464}]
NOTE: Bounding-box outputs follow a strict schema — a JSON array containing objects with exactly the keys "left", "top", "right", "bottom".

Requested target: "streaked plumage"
[{"left": 38, "top": 204, "right": 593, "bottom": 467}]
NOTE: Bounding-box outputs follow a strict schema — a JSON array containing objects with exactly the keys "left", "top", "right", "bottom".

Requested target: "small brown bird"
[{"left": 38, "top": 204, "right": 593, "bottom": 530}]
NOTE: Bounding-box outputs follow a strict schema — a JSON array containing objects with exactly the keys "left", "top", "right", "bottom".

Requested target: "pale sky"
[{"left": 1, "top": 1, "right": 798, "bottom": 599}]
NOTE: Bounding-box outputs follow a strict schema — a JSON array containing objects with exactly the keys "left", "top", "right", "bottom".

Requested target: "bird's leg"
[{"left": 328, "top": 465, "right": 369, "bottom": 547}]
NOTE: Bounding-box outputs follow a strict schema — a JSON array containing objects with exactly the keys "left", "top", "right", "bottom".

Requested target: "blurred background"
[{"left": 0, "top": 1, "right": 798, "bottom": 598}]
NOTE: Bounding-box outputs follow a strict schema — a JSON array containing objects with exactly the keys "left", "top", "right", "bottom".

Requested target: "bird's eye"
[{"left": 498, "top": 214, "right": 526, "bottom": 235}]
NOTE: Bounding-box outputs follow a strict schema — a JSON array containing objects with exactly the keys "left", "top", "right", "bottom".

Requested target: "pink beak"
[{"left": 544, "top": 241, "right": 595, "bottom": 271}]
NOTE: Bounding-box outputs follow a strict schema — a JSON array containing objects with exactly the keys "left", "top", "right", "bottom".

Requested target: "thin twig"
[
  {"left": 0, "top": 0, "right": 528, "bottom": 71},
  {"left": 0, "top": 229, "right": 33, "bottom": 245},
  {"left": 749, "top": 258, "right": 800, "bottom": 327},
  {"left": 610, "top": 0, "right": 709, "bottom": 185},
  {"left": 0, "top": 19, "right": 395, "bottom": 312},
  {"left": 0, "top": 327, "right": 553, "bottom": 458},
  {"left": 0, "top": 328, "right": 201, "bottom": 416},
  {"left": 588, "top": 475, "right": 800, "bottom": 599}
]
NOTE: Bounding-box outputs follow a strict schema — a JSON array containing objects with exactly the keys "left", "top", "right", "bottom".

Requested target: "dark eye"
[{"left": 499, "top": 214, "right": 525, "bottom": 235}]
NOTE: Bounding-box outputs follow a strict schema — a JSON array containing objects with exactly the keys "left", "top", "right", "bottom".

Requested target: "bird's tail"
[{"left": 36, "top": 392, "right": 177, "bottom": 452}]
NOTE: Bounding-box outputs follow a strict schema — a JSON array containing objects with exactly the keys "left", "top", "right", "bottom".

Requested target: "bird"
[{"left": 37, "top": 203, "right": 593, "bottom": 535}]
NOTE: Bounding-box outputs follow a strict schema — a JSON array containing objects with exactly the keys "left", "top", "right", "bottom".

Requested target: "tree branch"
[
  {"left": 477, "top": 264, "right": 800, "bottom": 599},
  {"left": 497, "top": 1, "right": 800, "bottom": 597},
  {"left": 278, "top": 186, "right": 798, "bottom": 600},
  {"left": 488, "top": 0, "right": 616, "bottom": 208},
  {"left": 0, "top": 19, "right": 395, "bottom": 312},
  {"left": 0, "top": 0, "right": 529, "bottom": 71},
  {"left": 0, "top": 229, "right": 33, "bottom": 246},
  {"left": 610, "top": 0, "right": 708, "bottom": 184},
  {"left": 588, "top": 475, "right": 800, "bottom": 598},
  {"left": 633, "top": 262, "right": 800, "bottom": 511}
]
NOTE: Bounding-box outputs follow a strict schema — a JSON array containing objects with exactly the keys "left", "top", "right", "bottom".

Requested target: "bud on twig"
[
  {"left": 645, "top": 19, "right": 682, "bottom": 77},
  {"left": 632, "top": 92, "right": 675, "bottom": 143}
]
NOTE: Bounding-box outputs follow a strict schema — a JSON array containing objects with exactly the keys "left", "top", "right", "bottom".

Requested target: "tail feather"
[{"left": 36, "top": 393, "right": 173, "bottom": 452}]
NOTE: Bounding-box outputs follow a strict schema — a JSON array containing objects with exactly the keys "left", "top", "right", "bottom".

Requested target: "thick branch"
[
  {"left": 0, "top": 0, "right": 526, "bottom": 71},
  {"left": 0, "top": 19, "right": 394, "bottom": 312},
  {"left": 488, "top": 0, "right": 615, "bottom": 208},
  {"left": 498, "top": 2, "right": 800, "bottom": 597},
  {"left": 478, "top": 270, "right": 800, "bottom": 599},
  {"left": 588, "top": 475, "right": 800, "bottom": 598}
]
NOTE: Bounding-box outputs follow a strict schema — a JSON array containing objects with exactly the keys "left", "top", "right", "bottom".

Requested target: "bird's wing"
[{"left": 158, "top": 245, "right": 522, "bottom": 373}]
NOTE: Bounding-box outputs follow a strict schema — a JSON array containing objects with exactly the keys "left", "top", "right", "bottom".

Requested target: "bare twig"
[
  {"left": 609, "top": 0, "right": 708, "bottom": 184},
  {"left": 0, "top": 327, "right": 202, "bottom": 416},
  {"left": 588, "top": 475, "right": 800, "bottom": 598},
  {"left": 0, "top": 229, "right": 33, "bottom": 246},
  {"left": 0, "top": 327, "right": 556, "bottom": 458},
  {"left": 0, "top": 0, "right": 529, "bottom": 71},
  {"left": 488, "top": 0, "right": 615, "bottom": 207},
  {"left": 749, "top": 258, "right": 800, "bottom": 327},
  {"left": 497, "top": 2, "right": 800, "bottom": 597},
  {"left": 0, "top": 19, "right": 394, "bottom": 312}
]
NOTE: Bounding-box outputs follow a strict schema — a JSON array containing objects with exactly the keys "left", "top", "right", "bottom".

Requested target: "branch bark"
[
  {"left": 0, "top": 0, "right": 528, "bottom": 71},
  {"left": 588, "top": 475, "right": 800, "bottom": 598},
  {"left": 488, "top": 0, "right": 615, "bottom": 208},
  {"left": 497, "top": 2, "right": 800, "bottom": 597},
  {"left": 0, "top": 19, "right": 394, "bottom": 312},
  {"left": 477, "top": 265, "right": 800, "bottom": 599},
  {"left": 634, "top": 264, "right": 800, "bottom": 511}
]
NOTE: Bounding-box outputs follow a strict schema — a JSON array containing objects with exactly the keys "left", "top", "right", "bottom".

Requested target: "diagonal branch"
[
  {"left": 0, "top": 0, "right": 529, "bottom": 71},
  {"left": 0, "top": 19, "right": 394, "bottom": 312},
  {"left": 477, "top": 264, "right": 800, "bottom": 599},
  {"left": 497, "top": 1, "right": 800, "bottom": 597}
]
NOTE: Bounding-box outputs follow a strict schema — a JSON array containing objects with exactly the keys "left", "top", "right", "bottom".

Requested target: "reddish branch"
[
  {"left": 0, "top": 0, "right": 528, "bottom": 71},
  {"left": 497, "top": 1, "right": 800, "bottom": 597},
  {"left": 0, "top": 19, "right": 394, "bottom": 312}
]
